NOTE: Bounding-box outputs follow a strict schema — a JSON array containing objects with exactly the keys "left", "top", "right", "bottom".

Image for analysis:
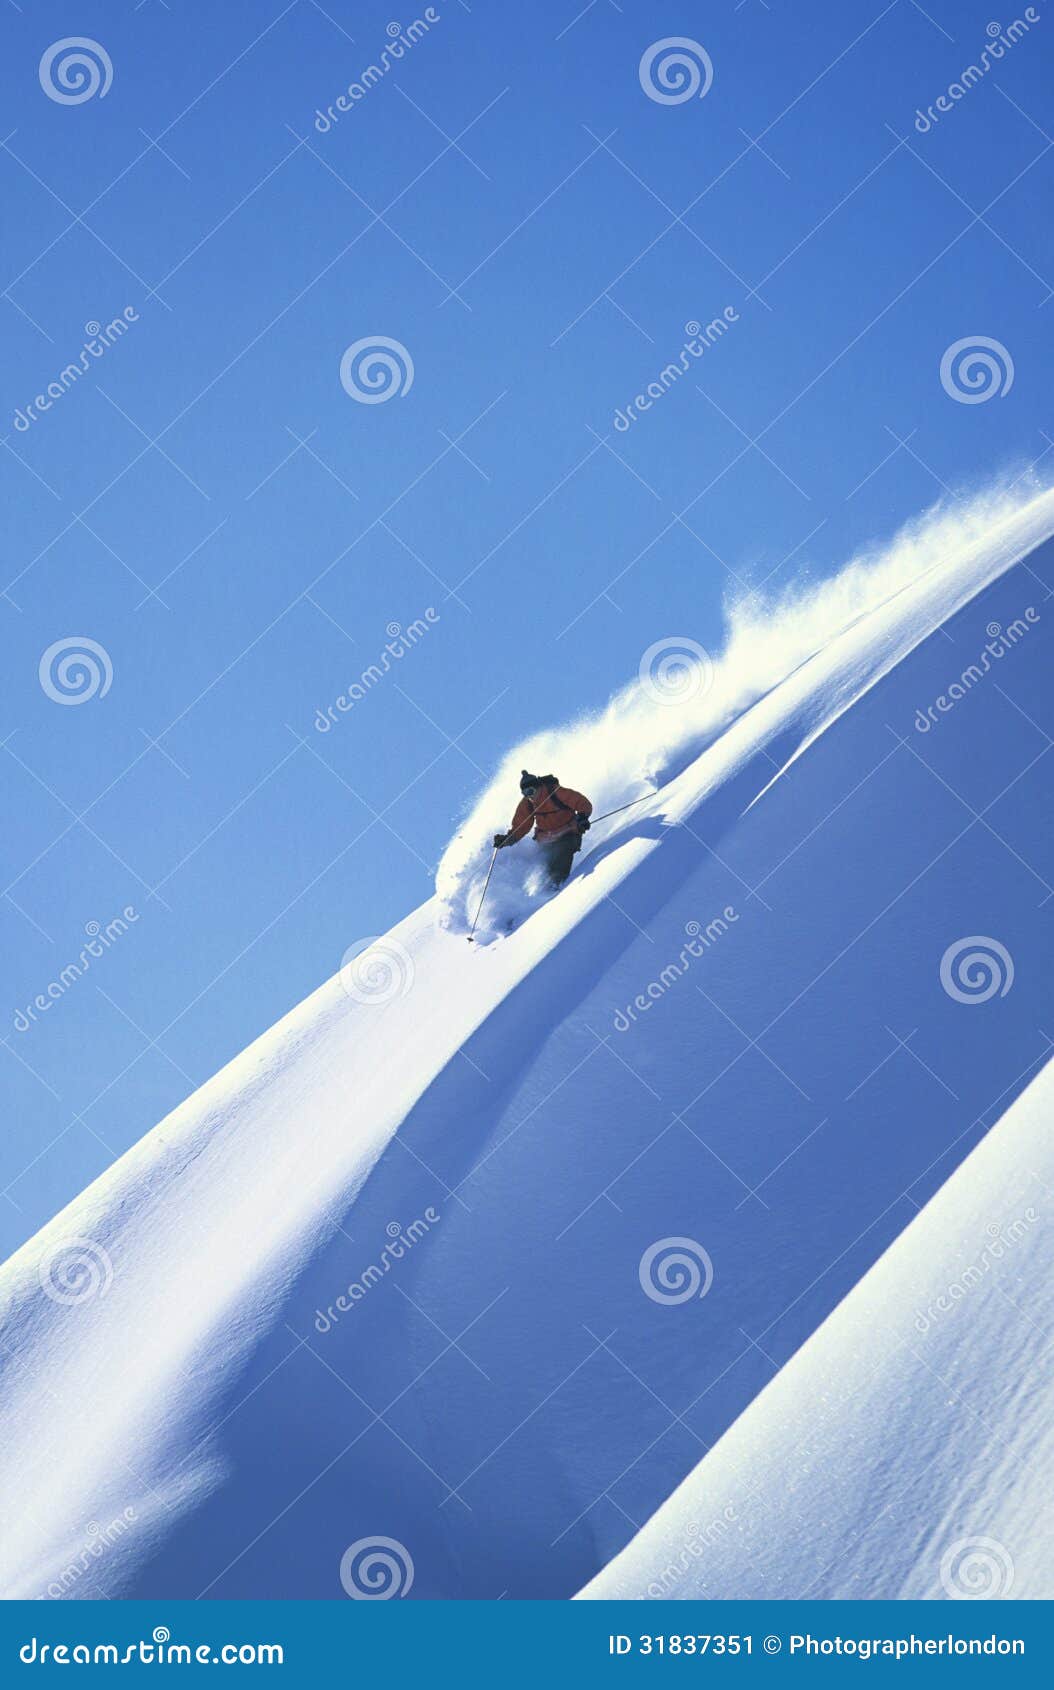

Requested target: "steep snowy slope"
[
  {"left": 1, "top": 488, "right": 1053, "bottom": 1601},
  {"left": 578, "top": 1055, "right": 1054, "bottom": 1601}
]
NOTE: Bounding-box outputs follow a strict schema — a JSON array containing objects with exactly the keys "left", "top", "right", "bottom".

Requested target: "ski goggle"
[{"left": 522, "top": 784, "right": 538, "bottom": 798}]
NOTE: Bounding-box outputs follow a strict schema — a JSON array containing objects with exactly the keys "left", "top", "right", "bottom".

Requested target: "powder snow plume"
[{"left": 436, "top": 479, "right": 1051, "bottom": 939}]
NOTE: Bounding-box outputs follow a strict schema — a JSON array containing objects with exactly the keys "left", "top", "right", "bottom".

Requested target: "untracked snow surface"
[
  {"left": 578, "top": 1056, "right": 1054, "bottom": 1601},
  {"left": 2, "top": 487, "right": 1054, "bottom": 1600}
]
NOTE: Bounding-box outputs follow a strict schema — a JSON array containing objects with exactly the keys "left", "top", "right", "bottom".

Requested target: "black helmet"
[{"left": 520, "top": 769, "right": 541, "bottom": 793}]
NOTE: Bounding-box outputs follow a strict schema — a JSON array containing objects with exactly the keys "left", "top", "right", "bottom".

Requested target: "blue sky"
[{"left": 2, "top": 0, "right": 1053, "bottom": 1255}]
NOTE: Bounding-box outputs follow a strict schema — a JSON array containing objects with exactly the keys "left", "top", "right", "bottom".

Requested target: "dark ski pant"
[{"left": 541, "top": 831, "right": 581, "bottom": 887}]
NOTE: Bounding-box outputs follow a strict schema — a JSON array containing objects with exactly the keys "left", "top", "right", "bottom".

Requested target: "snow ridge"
[
  {"left": 438, "top": 481, "right": 1054, "bottom": 938},
  {"left": 1, "top": 481, "right": 1053, "bottom": 1599}
]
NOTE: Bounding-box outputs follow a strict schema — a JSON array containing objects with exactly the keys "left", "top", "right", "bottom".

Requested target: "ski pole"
[
  {"left": 467, "top": 847, "right": 499, "bottom": 942},
  {"left": 589, "top": 791, "right": 654, "bottom": 826}
]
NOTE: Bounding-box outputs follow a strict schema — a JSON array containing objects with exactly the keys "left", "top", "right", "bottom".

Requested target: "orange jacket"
[{"left": 506, "top": 783, "right": 593, "bottom": 844}]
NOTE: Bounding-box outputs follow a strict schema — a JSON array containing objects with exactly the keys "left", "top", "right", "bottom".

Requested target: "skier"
[{"left": 494, "top": 770, "right": 593, "bottom": 887}]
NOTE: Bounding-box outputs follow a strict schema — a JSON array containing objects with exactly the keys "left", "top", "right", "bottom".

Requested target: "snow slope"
[
  {"left": 2, "top": 486, "right": 1054, "bottom": 1600},
  {"left": 437, "top": 484, "right": 1054, "bottom": 940},
  {"left": 578, "top": 1055, "right": 1054, "bottom": 1601}
]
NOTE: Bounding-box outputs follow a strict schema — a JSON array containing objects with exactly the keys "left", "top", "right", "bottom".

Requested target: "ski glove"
[
  {"left": 576, "top": 814, "right": 591, "bottom": 832},
  {"left": 493, "top": 833, "right": 508, "bottom": 848}
]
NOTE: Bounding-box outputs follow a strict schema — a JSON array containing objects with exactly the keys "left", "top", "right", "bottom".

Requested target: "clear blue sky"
[{"left": 2, "top": 0, "right": 1053, "bottom": 1255}]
